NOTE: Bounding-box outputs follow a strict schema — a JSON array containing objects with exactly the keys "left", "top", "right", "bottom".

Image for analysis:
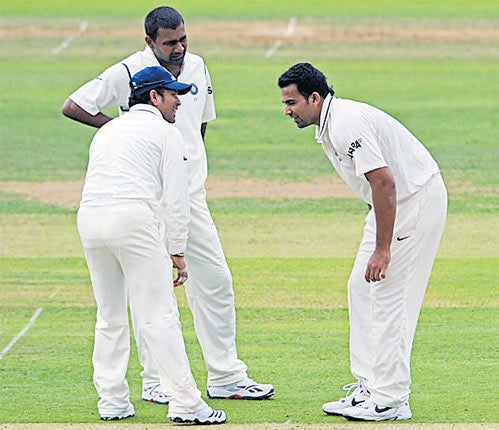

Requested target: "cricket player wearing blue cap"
[{"left": 63, "top": 5, "right": 273, "bottom": 406}]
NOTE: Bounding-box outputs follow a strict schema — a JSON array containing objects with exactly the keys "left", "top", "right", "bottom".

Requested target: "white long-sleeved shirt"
[
  {"left": 316, "top": 94, "right": 440, "bottom": 205},
  {"left": 70, "top": 48, "right": 215, "bottom": 194},
  {"left": 80, "top": 104, "right": 190, "bottom": 255}
]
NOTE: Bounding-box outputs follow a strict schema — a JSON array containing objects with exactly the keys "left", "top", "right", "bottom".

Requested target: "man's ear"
[
  {"left": 145, "top": 36, "right": 154, "bottom": 49},
  {"left": 149, "top": 89, "right": 161, "bottom": 107},
  {"left": 311, "top": 92, "right": 320, "bottom": 104}
]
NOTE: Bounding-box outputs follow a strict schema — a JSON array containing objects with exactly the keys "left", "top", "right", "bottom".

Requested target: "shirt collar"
[
  {"left": 130, "top": 104, "right": 163, "bottom": 118},
  {"left": 144, "top": 45, "right": 161, "bottom": 66},
  {"left": 315, "top": 93, "right": 334, "bottom": 143}
]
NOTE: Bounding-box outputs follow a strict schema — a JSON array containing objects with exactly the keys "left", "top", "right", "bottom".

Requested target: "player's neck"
[
  {"left": 167, "top": 65, "right": 182, "bottom": 78},
  {"left": 156, "top": 58, "right": 184, "bottom": 79}
]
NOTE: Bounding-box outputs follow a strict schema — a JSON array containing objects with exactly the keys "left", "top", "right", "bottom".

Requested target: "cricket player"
[
  {"left": 78, "top": 66, "right": 226, "bottom": 424},
  {"left": 278, "top": 62, "right": 447, "bottom": 421},
  {"left": 63, "top": 6, "right": 273, "bottom": 403}
]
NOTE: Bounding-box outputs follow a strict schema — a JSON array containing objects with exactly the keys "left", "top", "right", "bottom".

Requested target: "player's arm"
[
  {"left": 62, "top": 62, "right": 130, "bottom": 129},
  {"left": 160, "top": 129, "right": 191, "bottom": 287},
  {"left": 61, "top": 98, "right": 113, "bottom": 129},
  {"left": 200, "top": 122, "right": 208, "bottom": 140},
  {"left": 161, "top": 129, "right": 190, "bottom": 254},
  {"left": 200, "top": 63, "right": 216, "bottom": 141},
  {"left": 364, "top": 166, "right": 396, "bottom": 283}
]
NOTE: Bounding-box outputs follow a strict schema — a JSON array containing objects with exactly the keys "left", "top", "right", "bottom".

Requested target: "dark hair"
[
  {"left": 278, "top": 62, "right": 334, "bottom": 99},
  {"left": 129, "top": 87, "right": 166, "bottom": 107},
  {"left": 144, "top": 6, "right": 184, "bottom": 40}
]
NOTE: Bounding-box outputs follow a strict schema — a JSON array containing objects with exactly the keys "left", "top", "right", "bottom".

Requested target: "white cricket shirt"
[
  {"left": 80, "top": 104, "right": 190, "bottom": 255},
  {"left": 316, "top": 94, "right": 440, "bottom": 205},
  {"left": 70, "top": 47, "right": 216, "bottom": 189}
]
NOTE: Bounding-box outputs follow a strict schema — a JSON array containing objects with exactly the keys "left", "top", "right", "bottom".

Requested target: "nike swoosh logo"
[
  {"left": 351, "top": 398, "right": 365, "bottom": 406},
  {"left": 375, "top": 405, "right": 392, "bottom": 413},
  {"left": 396, "top": 235, "right": 410, "bottom": 241}
]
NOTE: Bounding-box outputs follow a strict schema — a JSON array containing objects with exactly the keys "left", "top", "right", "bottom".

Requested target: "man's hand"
[
  {"left": 365, "top": 248, "right": 391, "bottom": 283},
  {"left": 171, "top": 254, "right": 188, "bottom": 287}
]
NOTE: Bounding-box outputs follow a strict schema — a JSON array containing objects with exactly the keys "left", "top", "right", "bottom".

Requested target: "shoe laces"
[
  {"left": 221, "top": 377, "right": 256, "bottom": 390},
  {"left": 146, "top": 384, "right": 160, "bottom": 393},
  {"left": 342, "top": 382, "right": 359, "bottom": 396},
  {"left": 145, "top": 384, "right": 168, "bottom": 398},
  {"left": 236, "top": 377, "right": 257, "bottom": 388},
  {"left": 342, "top": 381, "right": 369, "bottom": 398}
]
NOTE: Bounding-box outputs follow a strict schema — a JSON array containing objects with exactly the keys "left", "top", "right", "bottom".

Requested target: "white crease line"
[
  {"left": 50, "top": 286, "right": 62, "bottom": 299},
  {"left": 0, "top": 307, "right": 43, "bottom": 361},
  {"left": 51, "top": 21, "right": 89, "bottom": 55},
  {"left": 285, "top": 16, "right": 297, "bottom": 37},
  {"left": 265, "top": 40, "right": 282, "bottom": 58},
  {"left": 265, "top": 17, "right": 297, "bottom": 58}
]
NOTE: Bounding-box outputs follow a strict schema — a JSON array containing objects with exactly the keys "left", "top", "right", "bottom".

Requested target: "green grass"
[
  {"left": 0, "top": 0, "right": 498, "bottom": 426},
  {"left": 0, "top": 191, "right": 72, "bottom": 214},
  {"left": 0, "top": 262, "right": 496, "bottom": 423},
  {"left": 2, "top": 0, "right": 498, "bottom": 18}
]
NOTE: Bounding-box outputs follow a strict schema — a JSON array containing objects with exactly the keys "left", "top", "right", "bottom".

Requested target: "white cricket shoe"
[
  {"left": 168, "top": 405, "right": 227, "bottom": 425},
  {"left": 342, "top": 399, "right": 412, "bottom": 421},
  {"left": 142, "top": 383, "right": 170, "bottom": 405},
  {"left": 322, "top": 381, "right": 370, "bottom": 416},
  {"left": 207, "top": 377, "right": 274, "bottom": 400},
  {"left": 100, "top": 403, "right": 135, "bottom": 421}
]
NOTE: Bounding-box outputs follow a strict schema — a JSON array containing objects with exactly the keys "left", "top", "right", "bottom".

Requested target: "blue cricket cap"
[{"left": 130, "top": 66, "right": 192, "bottom": 97}]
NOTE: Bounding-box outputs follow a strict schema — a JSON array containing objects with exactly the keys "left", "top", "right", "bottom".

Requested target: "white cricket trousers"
[
  {"left": 138, "top": 190, "right": 248, "bottom": 388},
  {"left": 348, "top": 174, "right": 447, "bottom": 407},
  {"left": 77, "top": 201, "right": 207, "bottom": 416}
]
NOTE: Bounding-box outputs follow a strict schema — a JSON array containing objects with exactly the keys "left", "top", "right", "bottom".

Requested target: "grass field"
[{"left": 0, "top": 0, "right": 498, "bottom": 426}]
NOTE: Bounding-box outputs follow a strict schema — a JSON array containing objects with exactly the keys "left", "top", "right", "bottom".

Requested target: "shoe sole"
[
  {"left": 324, "top": 404, "right": 366, "bottom": 417},
  {"left": 100, "top": 413, "right": 134, "bottom": 421},
  {"left": 169, "top": 416, "right": 226, "bottom": 425},
  {"left": 344, "top": 414, "right": 411, "bottom": 421},
  {"left": 142, "top": 397, "right": 169, "bottom": 405},
  {"left": 207, "top": 388, "right": 275, "bottom": 401},
  {"left": 324, "top": 410, "right": 348, "bottom": 416}
]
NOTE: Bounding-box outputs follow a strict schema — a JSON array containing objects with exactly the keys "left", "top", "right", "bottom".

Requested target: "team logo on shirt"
[
  {"left": 190, "top": 83, "right": 199, "bottom": 95},
  {"left": 347, "top": 138, "right": 362, "bottom": 159}
]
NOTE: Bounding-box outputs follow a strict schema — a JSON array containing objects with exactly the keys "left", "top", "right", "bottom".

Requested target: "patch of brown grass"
[
  {"left": 0, "top": 177, "right": 355, "bottom": 211},
  {"left": 1, "top": 17, "right": 498, "bottom": 45}
]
